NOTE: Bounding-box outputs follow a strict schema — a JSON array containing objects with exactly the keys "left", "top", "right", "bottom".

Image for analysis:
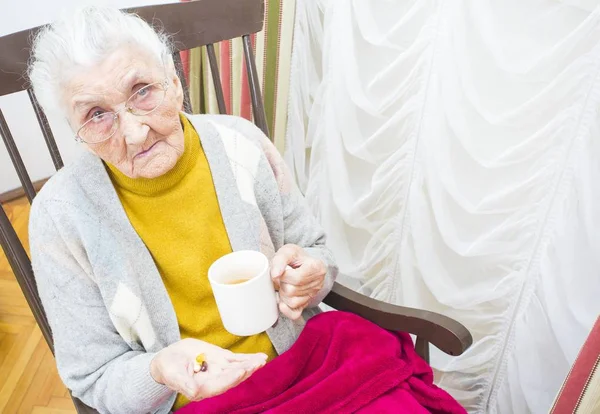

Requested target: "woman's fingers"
[
  {"left": 279, "top": 301, "right": 303, "bottom": 320},
  {"left": 279, "top": 265, "right": 321, "bottom": 286},
  {"left": 270, "top": 244, "right": 302, "bottom": 279},
  {"left": 198, "top": 357, "right": 265, "bottom": 380},
  {"left": 191, "top": 358, "right": 264, "bottom": 400},
  {"left": 226, "top": 352, "right": 268, "bottom": 363},
  {"left": 279, "top": 279, "right": 323, "bottom": 297},
  {"left": 176, "top": 374, "right": 204, "bottom": 401},
  {"left": 223, "top": 358, "right": 266, "bottom": 372},
  {"left": 194, "top": 368, "right": 246, "bottom": 400},
  {"left": 270, "top": 246, "right": 327, "bottom": 321},
  {"left": 155, "top": 338, "right": 269, "bottom": 402},
  {"left": 279, "top": 293, "right": 311, "bottom": 311},
  {"left": 230, "top": 358, "right": 265, "bottom": 384},
  {"left": 237, "top": 364, "right": 259, "bottom": 384}
]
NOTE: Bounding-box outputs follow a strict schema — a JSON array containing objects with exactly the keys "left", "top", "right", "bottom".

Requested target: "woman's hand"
[
  {"left": 271, "top": 244, "right": 327, "bottom": 320},
  {"left": 150, "top": 338, "right": 267, "bottom": 401}
]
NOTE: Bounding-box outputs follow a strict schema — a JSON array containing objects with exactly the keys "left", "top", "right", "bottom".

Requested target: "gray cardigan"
[{"left": 29, "top": 114, "right": 337, "bottom": 414}]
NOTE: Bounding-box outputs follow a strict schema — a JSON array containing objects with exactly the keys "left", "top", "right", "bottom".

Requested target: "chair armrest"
[{"left": 323, "top": 282, "right": 472, "bottom": 357}]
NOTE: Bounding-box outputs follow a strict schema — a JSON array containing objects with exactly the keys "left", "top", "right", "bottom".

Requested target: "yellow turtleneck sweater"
[{"left": 106, "top": 114, "right": 277, "bottom": 410}]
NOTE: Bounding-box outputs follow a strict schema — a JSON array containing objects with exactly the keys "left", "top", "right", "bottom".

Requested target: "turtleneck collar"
[{"left": 105, "top": 113, "right": 200, "bottom": 196}]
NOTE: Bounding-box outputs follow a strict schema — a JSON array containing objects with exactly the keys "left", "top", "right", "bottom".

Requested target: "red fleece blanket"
[{"left": 176, "top": 312, "right": 466, "bottom": 414}]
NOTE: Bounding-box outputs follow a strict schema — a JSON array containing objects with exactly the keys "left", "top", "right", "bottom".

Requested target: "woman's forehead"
[{"left": 66, "top": 47, "right": 165, "bottom": 106}]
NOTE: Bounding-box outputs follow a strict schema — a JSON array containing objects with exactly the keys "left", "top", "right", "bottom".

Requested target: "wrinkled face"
[{"left": 65, "top": 46, "right": 185, "bottom": 178}]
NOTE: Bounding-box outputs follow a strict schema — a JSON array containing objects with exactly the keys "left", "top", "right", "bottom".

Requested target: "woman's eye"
[
  {"left": 88, "top": 109, "right": 105, "bottom": 120},
  {"left": 133, "top": 83, "right": 150, "bottom": 97}
]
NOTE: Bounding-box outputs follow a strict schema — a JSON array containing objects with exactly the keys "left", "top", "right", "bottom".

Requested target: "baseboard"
[{"left": 0, "top": 178, "right": 50, "bottom": 204}]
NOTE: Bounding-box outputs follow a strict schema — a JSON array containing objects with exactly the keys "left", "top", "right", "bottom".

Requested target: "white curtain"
[{"left": 284, "top": 1, "right": 600, "bottom": 413}]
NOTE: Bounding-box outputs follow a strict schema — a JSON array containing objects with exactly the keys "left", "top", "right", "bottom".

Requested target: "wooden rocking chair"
[{"left": 0, "top": 1, "right": 472, "bottom": 412}]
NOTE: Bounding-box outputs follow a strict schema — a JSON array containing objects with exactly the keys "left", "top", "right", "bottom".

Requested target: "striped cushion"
[
  {"left": 181, "top": 0, "right": 296, "bottom": 154},
  {"left": 551, "top": 317, "right": 600, "bottom": 413}
]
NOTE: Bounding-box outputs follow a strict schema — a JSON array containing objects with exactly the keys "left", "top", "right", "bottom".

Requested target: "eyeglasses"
[{"left": 75, "top": 79, "right": 170, "bottom": 144}]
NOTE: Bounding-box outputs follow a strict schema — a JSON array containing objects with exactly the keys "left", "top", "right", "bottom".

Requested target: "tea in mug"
[{"left": 226, "top": 278, "right": 251, "bottom": 285}]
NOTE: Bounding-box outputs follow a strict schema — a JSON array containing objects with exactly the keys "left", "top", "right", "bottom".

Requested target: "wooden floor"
[{"left": 0, "top": 197, "right": 77, "bottom": 413}]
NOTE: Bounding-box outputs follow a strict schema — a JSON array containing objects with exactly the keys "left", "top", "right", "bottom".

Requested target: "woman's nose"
[{"left": 119, "top": 110, "right": 149, "bottom": 145}]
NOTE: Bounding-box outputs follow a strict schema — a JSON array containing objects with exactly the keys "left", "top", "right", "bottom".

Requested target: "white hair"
[{"left": 28, "top": 6, "right": 173, "bottom": 116}]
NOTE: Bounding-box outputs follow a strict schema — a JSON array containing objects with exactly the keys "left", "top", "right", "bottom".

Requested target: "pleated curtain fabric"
[
  {"left": 284, "top": 1, "right": 600, "bottom": 413},
  {"left": 180, "top": 0, "right": 296, "bottom": 154}
]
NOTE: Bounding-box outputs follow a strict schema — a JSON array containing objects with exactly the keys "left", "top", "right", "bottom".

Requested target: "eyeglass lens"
[{"left": 78, "top": 82, "right": 166, "bottom": 144}]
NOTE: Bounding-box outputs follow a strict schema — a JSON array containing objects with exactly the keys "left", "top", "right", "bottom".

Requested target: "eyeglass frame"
[{"left": 74, "top": 78, "right": 170, "bottom": 144}]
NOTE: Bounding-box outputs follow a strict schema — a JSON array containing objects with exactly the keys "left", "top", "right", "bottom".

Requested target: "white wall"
[{"left": 0, "top": 0, "right": 177, "bottom": 194}]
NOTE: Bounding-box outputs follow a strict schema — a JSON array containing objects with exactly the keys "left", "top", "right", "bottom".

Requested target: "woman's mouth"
[{"left": 134, "top": 141, "right": 161, "bottom": 159}]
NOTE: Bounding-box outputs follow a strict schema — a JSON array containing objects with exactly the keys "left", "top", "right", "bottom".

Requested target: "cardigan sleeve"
[
  {"left": 219, "top": 116, "right": 339, "bottom": 307},
  {"left": 29, "top": 201, "right": 174, "bottom": 414},
  {"left": 260, "top": 137, "right": 338, "bottom": 307}
]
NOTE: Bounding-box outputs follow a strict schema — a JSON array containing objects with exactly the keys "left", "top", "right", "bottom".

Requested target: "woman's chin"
[
  {"left": 136, "top": 159, "right": 177, "bottom": 179},
  {"left": 131, "top": 151, "right": 179, "bottom": 179}
]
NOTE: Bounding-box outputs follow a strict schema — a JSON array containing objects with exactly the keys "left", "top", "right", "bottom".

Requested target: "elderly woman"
[{"left": 27, "top": 6, "right": 336, "bottom": 414}]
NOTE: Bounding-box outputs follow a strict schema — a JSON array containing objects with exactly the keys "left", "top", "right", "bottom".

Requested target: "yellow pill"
[{"left": 195, "top": 353, "right": 206, "bottom": 364}]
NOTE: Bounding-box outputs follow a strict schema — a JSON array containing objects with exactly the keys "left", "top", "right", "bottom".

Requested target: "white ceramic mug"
[{"left": 208, "top": 250, "right": 279, "bottom": 336}]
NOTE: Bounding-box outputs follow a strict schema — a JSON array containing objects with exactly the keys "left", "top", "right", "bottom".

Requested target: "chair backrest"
[
  {"left": 550, "top": 316, "right": 600, "bottom": 414},
  {"left": 0, "top": 0, "right": 267, "bottom": 357}
]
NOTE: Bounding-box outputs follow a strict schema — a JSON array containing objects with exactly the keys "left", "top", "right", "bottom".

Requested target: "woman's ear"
[{"left": 171, "top": 67, "right": 185, "bottom": 111}]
